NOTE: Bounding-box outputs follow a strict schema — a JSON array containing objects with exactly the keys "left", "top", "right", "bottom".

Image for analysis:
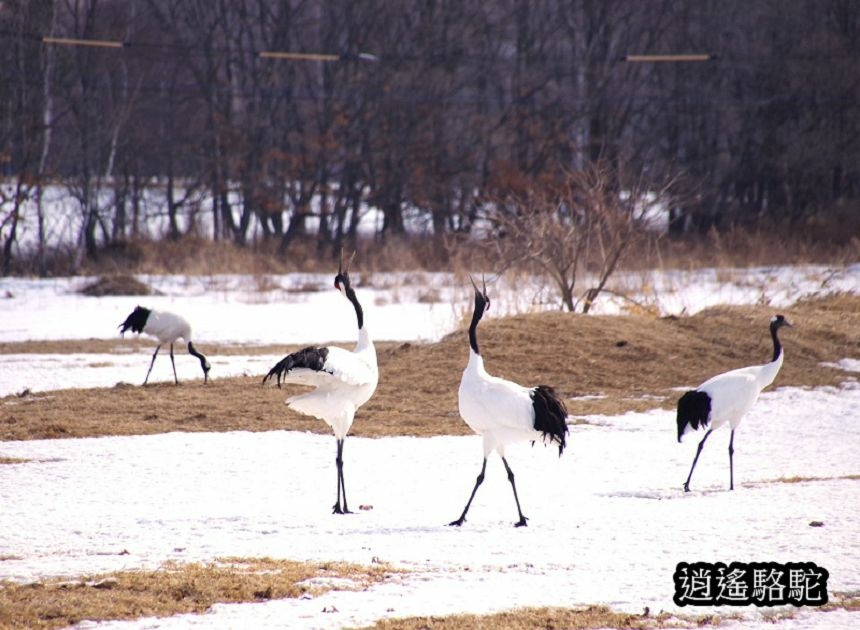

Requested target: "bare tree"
[
  {"left": 485, "top": 161, "right": 677, "bottom": 312},
  {"left": 0, "top": 0, "right": 56, "bottom": 274}
]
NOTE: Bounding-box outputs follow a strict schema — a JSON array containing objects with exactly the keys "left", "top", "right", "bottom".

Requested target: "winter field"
[{"left": 1, "top": 264, "right": 859, "bottom": 629}]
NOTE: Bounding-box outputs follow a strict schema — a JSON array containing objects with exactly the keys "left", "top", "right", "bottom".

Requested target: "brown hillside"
[{"left": 1, "top": 294, "right": 857, "bottom": 442}]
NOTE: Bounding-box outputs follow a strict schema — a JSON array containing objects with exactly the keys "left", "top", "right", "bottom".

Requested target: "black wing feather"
[
  {"left": 676, "top": 389, "right": 712, "bottom": 442},
  {"left": 263, "top": 346, "right": 330, "bottom": 387},
  {"left": 531, "top": 385, "right": 569, "bottom": 456},
  {"left": 119, "top": 306, "right": 151, "bottom": 335}
]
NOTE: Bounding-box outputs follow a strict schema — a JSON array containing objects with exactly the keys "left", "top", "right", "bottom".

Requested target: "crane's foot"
[
  {"left": 448, "top": 517, "right": 466, "bottom": 527},
  {"left": 683, "top": 482, "right": 691, "bottom": 493},
  {"left": 514, "top": 517, "right": 529, "bottom": 528},
  {"left": 332, "top": 503, "right": 353, "bottom": 515}
]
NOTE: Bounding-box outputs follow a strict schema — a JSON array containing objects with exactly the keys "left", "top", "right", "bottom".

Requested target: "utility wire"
[
  {"left": 0, "top": 30, "right": 854, "bottom": 65},
  {"left": 2, "top": 30, "right": 378, "bottom": 62}
]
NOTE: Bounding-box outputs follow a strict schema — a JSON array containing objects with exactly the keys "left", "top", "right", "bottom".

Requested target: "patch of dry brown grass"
[
  {"left": 754, "top": 474, "right": 860, "bottom": 486},
  {"left": 0, "top": 558, "right": 397, "bottom": 630},
  {"left": 360, "top": 605, "right": 725, "bottom": 629},
  {"left": 78, "top": 275, "right": 159, "bottom": 297},
  {"left": 647, "top": 224, "right": 860, "bottom": 271},
  {"left": 825, "top": 592, "right": 860, "bottom": 611},
  {"left": 1, "top": 295, "right": 858, "bottom": 441},
  {"left": 61, "top": 219, "right": 860, "bottom": 278},
  {"left": 0, "top": 338, "right": 287, "bottom": 356},
  {"left": 0, "top": 456, "right": 30, "bottom": 464},
  {"left": 75, "top": 234, "right": 483, "bottom": 276}
]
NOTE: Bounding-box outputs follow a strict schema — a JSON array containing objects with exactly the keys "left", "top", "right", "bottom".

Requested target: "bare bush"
[
  {"left": 484, "top": 161, "right": 678, "bottom": 312},
  {"left": 78, "top": 275, "right": 159, "bottom": 297}
]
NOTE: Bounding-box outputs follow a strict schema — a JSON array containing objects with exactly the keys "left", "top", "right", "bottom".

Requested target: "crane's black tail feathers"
[
  {"left": 531, "top": 385, "right": 569, "bottom": 456},
  {"left": 118, "top": 306, "right": 151, "bottom": 335},
  {"left": 262, "top": 346, "right": 329, "bottom": 387},
  {"left": 676, "top": 389, "right": 712, "bottom": 443}
]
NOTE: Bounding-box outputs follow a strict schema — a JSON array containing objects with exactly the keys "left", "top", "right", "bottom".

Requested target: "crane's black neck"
[
  {"left": 468, "top": 296, "right": 487, "bottom": 355},
  {"left": 188, "top": 341, "right": 205, "bottom": 362},
  {"left": 770, "top": 322, "right": 782, "bottom": 363},
  {"left": 346, "top": 287, "right": 364, "bottom": 330},
  {"left": 187, "top": 341, "right": 210, "bottom": 381}
]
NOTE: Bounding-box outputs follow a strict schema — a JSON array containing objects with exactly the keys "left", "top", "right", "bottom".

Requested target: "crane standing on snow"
[
  {"left": 118, "top": 306, "right": 211, "bottom": 385},
  {"left": 449, "top": 275, "right": 569, "bottom": 528},
  {"left": 676, "top": 314, "right": 792, "bottom": 492},
  {"left": 263, "top": 251, "right": 378, "bottom": 515}
]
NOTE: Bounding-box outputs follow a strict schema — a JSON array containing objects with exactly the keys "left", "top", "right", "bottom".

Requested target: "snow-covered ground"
[
  {"left": 1, "top": 385, "right": 858, "bottom": 628},
  {"left": 1, "top": 264, "right": 859, "bottom": 628},
  {"left": 0, "top": 352, "right": 284, "bottom": 395},
  {"left": 0, "top": 264, "right": 857, "bottom": 396},
  {"left": 1, "top": 264, "right": 858, "bottom": 345}
]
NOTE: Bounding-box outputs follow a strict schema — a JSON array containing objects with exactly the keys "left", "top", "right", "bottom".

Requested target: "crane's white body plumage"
[
  {"left": 691, "top": 353, "right": 783, "bottom": 434},
  {"left": 460, "top": 350, "right": 547, "bottom": 457},
  {"left": 283, "top": 332, "right": 378, "bottom": 440},
  {"left": 263, "top": 252, "right": 377, "bottom": 514},
  {"left": 449, "top": 277, "right": 568, "bottom": 527},
  {"left": 141, "top": 310, "right": 193, "bottom": 344},
  {"left": 677, "top": 314, "right": 791, "bottom": 491},
  {"left": 118, "top": 306, "right": 210, "bottom": 384}
]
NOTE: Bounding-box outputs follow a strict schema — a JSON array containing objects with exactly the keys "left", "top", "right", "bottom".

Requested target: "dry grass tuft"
[
  {"left": 57, "top": 220, "right": 859, "bottom": 278},
  {"left": 825, "top": 592, "right": 860, "bottom": 611},
  {"left": 71, "top": 234, "right": 488, "bottom": 276},
  {"left": 0, "top": 558, "right": 397, "bottom": 629},
  {"left": 78, "top": 274, "right": 159, "bottom": 297},
  {"left": 1, "top": 294, "right": 858, "bottom": 441},
  {"left": 756, "top": 474, "right": 860, "bottom": 486},
  {"left": 0, "top": 456, "right": 31, "bottom": 464},
  {"left": 648, "top": 224, "right": 860, "bottom": 271},
  {"left": 361, "top": 605, "right": 706, "bottom": 629}
]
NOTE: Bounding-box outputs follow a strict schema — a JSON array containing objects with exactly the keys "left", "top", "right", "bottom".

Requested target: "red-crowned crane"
[
  {"left": 119, "top": 306, "right": 210, "bottom": 385},
  {"left": 677, "top": 314, "right": 793, "bottom": 492},
  {"left": 450, "top": 276, "right": 569, "bottom": 528},
  {"left": 263, "top": 251, "right": 378, "bottom": 515}
]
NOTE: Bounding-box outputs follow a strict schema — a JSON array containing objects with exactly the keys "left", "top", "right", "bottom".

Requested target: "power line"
[
  {"left": 624, "top": 54, "right": 712, "bottom": 63},
  {"left": 0, "top": 30, "right": 855, "bottom": 66},
  {"left": 0, "top": 31, "right": 378, "bottom": 63},
  {"left": 42, "top": 35, "right": 124, "bottom": 49}
]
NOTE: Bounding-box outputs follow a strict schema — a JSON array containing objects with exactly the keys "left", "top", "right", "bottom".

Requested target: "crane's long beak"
[
  {"left": 339, "top": 248, "right": 356, "bottom": 274},
  {"left": 468, "top": 274, "right": 480, "bottom": 294}
]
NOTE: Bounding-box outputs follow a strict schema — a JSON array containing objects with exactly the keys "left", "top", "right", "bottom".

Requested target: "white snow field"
[
  {"left": 0, "top": 264, "right": 859, "bottom": 628},
  {"left": 0, "top": 352, "right": 284, "bottom": 395},
  {"left": 0, "top": 264, "right": 858, "bottom": 396},
  {"left": 0, "top": 385, "right": 858, "bottom": 629},
  {"left": 1, "top": 264, "right": 858, "bottom": 346}
]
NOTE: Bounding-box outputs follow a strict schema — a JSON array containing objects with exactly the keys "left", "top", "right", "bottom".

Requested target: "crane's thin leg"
[
  {"left": 449, "top": 458, "right": 487, "bottom": 526},
  {"left": 333, "top": 438, "right": 342, "bottom": 513},
  {"left": 683, "top": 429, "right": 713, "bottom": 492},
  {"left": 332, "top": 439, "right": 351, "bottom": 514},
  {"left": 728, "top": 429, "right": 736, "bottom": 491},
  {"left": 340, "top": 438, "right": 351, "bottom": 514},
  {"left": 144, "top": 345, "right": 161, "bottom": 385},
  {"left": 502, "top": 457, "right": 528, "bottom": 527},
  {"left": 169, "top": 343, "right": 179, "bottom": 384}
]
